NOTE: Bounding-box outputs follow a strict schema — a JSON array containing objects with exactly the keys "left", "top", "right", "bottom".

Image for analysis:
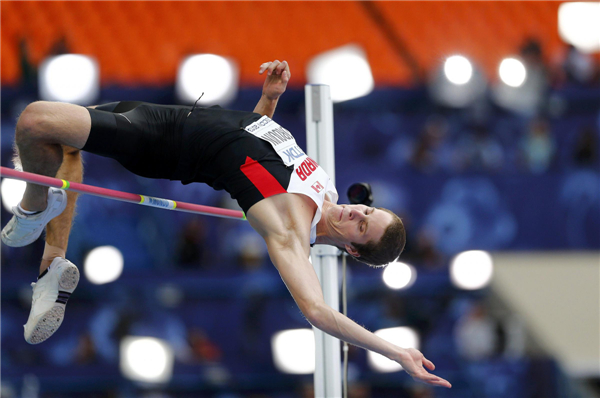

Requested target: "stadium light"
[
  {"left": 382, "top": 261, "right": 416, "bottom": 290},
  {"left": 450, "top": 250, "right": 494, "bottom": 290},
  {"left": 499, "top": 58, "right": 527, "bottom": 88},
  {"left": 368, "top": 327, "right": 420, "bottom": 372},
  {"left": 84, "top": 246, "right": 124, "bottom": 284},
  {"left": 271, "top": 329, "right": 315, "bottom": 374},
  {"left": 558, "top": 2, "right": 600, "bottom": 53},
  {"left": 429, "top": 55, "right": 486, "bottom": 108},
  {"left": 39, "top": 54, "right": 99, "bottom": 105},
  {"left": 307, "top": 44, "right": 374, "bottom": 103},
  {"left": 1, "top": 178, "right": 26, "bottom": 212},
  {"left": 120, "top": 336, "right": 174, "bottom": 384},
  {"left": 443, "top": 55, "right": 473, "bottom": 85},
  {"left": 176, "top": 54, "right": 239, "bottom": 106}
]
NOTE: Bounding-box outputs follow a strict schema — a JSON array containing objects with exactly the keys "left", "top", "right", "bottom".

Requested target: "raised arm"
[
  {"left": 253, "top": 60, "right": 291, "bottom": 118},
  {"left": 265, "top": 237, "right": 452, "bottom": 389}
]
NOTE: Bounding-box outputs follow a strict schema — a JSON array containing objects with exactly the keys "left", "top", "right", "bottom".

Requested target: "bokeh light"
[
  {"left": 499, "top": 58, "right": 527, "bottom": 87},
  {"left": 443, "top": 55, "right": 473, "bottom": 85},
  {"left": 450, "top": 250, "right": 494, "bottom": 290},
  {"left": 39, "top": 54, "right": 99, "bottom": 105},
  {"left": 120, "top": 337, "right": 173, "bottom": 383},
  {"left": 307, "top": 45, "right": 374, "bottom": 103},
  {"left": 1, "top": 178, "right": 26, "bottom": 212},
  {"left": 382, "top": 261, "right": 416, "bottom": 290},
  {"left": 84, "top": 246, "right": 124, "bottom": 285},
  {"left": 176, "top": 54, "right": 239, "bottom": 106},
  {"left": 271, "top": 329, "right": 315, "bottom": 374},
  {"left": 558, "top": 2, "right": 600, "bottom": 53}
]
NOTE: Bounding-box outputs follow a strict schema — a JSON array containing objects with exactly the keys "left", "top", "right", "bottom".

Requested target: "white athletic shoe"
[
  {"left": 24, "top": 257, "right": 80, "bottom": 344},
  {"left": 1, "top": 188, "right": 67, "bottom": 247}
]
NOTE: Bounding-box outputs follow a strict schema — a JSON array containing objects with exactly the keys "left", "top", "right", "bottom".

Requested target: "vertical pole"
[{"left": 305, "top": 84, "right": 342, "bottom": 398}]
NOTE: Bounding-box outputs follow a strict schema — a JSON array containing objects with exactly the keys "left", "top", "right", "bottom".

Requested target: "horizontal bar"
[{"left": 0, "top": 167, "right": 246, "bottom": 220}]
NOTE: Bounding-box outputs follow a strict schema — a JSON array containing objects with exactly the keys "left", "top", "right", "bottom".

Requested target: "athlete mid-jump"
[{"left": 2, "top": 60, "right": 451, "bottom": 389}]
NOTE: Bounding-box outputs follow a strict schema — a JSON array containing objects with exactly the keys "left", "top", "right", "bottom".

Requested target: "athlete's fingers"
[
  {"left": 415, "top": 372, "right": 451, "bottom": 388},
  {"left": 425, "top": 378, "right": 452, "bottom": 388},
  {"left": 267, "top": 60, "right": 281, "bottom": 76},
  {"left": 259, "top": 62, "right": 271, "bottom": 74},
  {"left": 285, "top": 61, "right": 291, "bottom": 79},
  {"left": 275, "top": 60, "right": 287, "bottom": 75},
  {"left": 423, "top": 357, "right": 435, "bottom": 370}
]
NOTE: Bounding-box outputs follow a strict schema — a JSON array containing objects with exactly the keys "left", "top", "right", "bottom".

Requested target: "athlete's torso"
[
  {"left": 242, "top": 116, "right": 338, "bottom": 243},
  {"left": 175, "top": 108, "right": 338, "bottom": 242}
]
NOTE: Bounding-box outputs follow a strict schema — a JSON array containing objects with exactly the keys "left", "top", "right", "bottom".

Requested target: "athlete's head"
[{"left": 323, "top": 204, "right": 406, "bottom": 267}]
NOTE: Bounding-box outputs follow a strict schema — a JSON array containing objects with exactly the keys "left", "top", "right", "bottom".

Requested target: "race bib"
[{"left": 244, "top": 116, "right": 306, "bottom": 166}]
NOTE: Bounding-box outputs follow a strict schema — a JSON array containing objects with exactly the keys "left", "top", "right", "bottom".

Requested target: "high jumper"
[{"left": 1, "top": 60, "right": 451, "bottom": 389}]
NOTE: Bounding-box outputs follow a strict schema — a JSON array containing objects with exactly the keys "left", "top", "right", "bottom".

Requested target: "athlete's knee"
[{"left": 16, "top": 101, "right": 58, "bottom": 143}]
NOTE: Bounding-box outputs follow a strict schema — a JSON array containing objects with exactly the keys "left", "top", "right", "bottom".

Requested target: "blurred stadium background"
[{"left": 1, "top": 1, "right": 599, "bottom": 398}]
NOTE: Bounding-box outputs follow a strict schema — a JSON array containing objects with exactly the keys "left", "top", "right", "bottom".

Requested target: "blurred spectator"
[
  {"left": 519, "top": 117, "right": 555, "bottom": 173},
  {"left": 410, "top": 115, "right": 454, "bottom": 173},
  {"left": 298, "top": 382, "right": 314, "bottom": 398},
  {"left": 348, "top": 382, "right": 372, "bottom": 398},
  {"left": 408, "top": 384, "right": 434, "bottom": 398},
  {"left": 74, "top": 332, "right": 98, "bottom": 365},
  {"left": 455, "top": 124, "right": 504, "bottom": 172},
  {"left": 412, "top": 228, "right": 445, "bottom": 269},
  {"left": 400, "top": 223, "right": 445, "bottom": 269},
  {"left": 520, "top": 38, "right": 550, "bottom": 114},
  {"left": 187, "top": 327, "right": 222, "bottom": 363},
  {"left": 572, "top": 126, "right": 599, "bottom": 167},
  {"left": 18, "top": 38, "right": 36, "bottom": 88},
  {"left": 454, "top": 302, "right": 505, "bottom": 360},
  {"left": 49, "top": 36, "right": 69, "bottom": 56},
  {"left": 175, "top": 218, "right": 208, "bottom": 268},
  {"left": 555, "top": 45, "right": 599, "bottom": 86},
  {"left": 494, "top": 38, "right": 550, "bottom": 116}
]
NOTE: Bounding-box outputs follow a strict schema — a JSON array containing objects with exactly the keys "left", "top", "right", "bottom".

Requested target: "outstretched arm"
[
  {"left": 266, "top": 238, "right": 452, "bottom": 389},
  {"left": 254, "top": 60, "right": 291, "bottom": 118}
]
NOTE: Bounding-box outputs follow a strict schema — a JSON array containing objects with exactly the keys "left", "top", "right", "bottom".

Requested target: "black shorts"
[{"left": 83, "top": 102, "right": 293, "bottom": 213}]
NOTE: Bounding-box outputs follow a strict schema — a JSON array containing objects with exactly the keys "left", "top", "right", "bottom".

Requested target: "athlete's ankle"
[
  {"left": 40, "top": 244, "right": 66, "bottom": 275},
  {"left": 39, "top": 259, "right": 53, "bottom": 277},
  {"left": 20, "top": 198, "right": 48, "bottom": 213}
]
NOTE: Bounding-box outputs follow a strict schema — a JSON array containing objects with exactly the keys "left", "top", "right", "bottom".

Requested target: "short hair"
[{"left": 350, "top": 208, "right": 406, "bottom": 267}]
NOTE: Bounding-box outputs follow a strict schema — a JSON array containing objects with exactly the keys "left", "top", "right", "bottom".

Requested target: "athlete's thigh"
[
  {"left": 22, "top": 101, "right": 91, "bottom": 149},
  {"left": 84, "top": 103, "right": 187, "bottom": 179}
]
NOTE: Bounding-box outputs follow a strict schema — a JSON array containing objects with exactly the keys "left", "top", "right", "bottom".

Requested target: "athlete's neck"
[{"left": 314, "top": 201, "right": 338, "bottom": 246}]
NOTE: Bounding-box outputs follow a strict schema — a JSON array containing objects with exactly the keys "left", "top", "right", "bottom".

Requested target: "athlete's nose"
[{"left": 349, "top": 209, "right": 365, "bottom": 221}]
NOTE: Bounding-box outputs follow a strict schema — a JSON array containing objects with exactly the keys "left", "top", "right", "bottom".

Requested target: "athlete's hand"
[
  {"left": 259, "top": 60, "right": 291, "bottom": 101},
  {"left": 394, "top": 348, "right": 452, "bottom": 388}
]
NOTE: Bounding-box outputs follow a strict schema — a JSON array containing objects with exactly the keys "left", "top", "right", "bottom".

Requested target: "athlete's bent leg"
[
  {"left": 5, "top": 102, "right": 89, "bottom": 344},
  {"left": 15, "top": 101, "right": 90, "bottom": 211}
]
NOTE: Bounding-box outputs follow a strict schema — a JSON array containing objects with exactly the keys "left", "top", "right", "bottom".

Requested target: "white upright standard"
[{"left": 305, "top": 84, "right": 342, "bottom": 398}]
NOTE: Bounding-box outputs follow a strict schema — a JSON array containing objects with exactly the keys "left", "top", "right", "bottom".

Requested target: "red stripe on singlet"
[{"left": 240, "top": 156, "right": 287, "bottom": 198}]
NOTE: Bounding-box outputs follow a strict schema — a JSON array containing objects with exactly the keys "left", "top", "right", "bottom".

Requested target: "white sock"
[{"left": 18, "top": 204, "right": 41, "bottom": 215}]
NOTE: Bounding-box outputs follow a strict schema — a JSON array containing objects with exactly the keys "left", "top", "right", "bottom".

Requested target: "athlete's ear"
[{"left": 345, "top": 244, "right": 360, "bottom": 258}]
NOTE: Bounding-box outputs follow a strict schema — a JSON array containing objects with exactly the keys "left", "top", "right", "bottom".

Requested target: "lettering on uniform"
[
  {"left": 295, "top": 157, "right": 319, "bottom": 181},
  {"left": 282, "top": 145, "right": 305, "bottom": 163},
  {"left": 311, "top": 181, "right": 324, "bottom": 193},
  {"left": 262, "top": 127, "right": 294, "bottom": 146},
  {"left": 246, "top": 117, "right": 271, "bottom": 133}
]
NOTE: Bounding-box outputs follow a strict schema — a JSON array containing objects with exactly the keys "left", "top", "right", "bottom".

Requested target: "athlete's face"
[{"left": 326, "top": 204, "right": 393, "bottom": 253}]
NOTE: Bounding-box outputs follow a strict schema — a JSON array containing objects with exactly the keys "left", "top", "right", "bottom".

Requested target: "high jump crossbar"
[{"left": 0, "top": 166, "right": 246, "bottom": 220}]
